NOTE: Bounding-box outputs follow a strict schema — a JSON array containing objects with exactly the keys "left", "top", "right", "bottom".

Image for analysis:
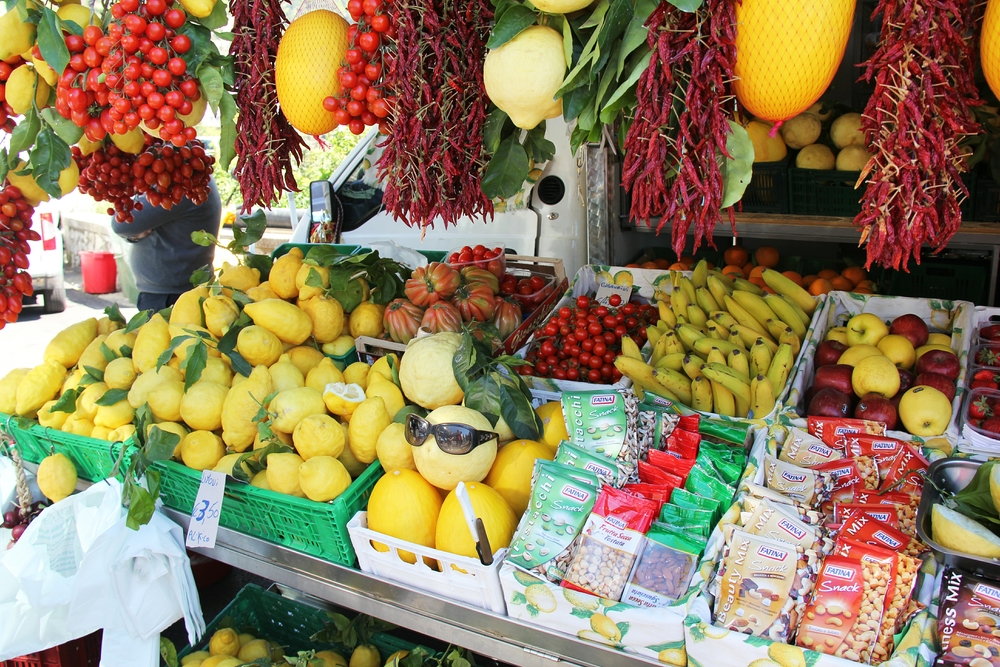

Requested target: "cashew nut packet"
[
  {"left": 764, "top": 454, "right": 835, "bottom": 505},
  {"left": 713, "top": 528, "right": 820, "bottom": 642},
  {"left": 935, "top": 567, "right": 1000, "bottom": 667},
  {"left": 508, "top": 461, "right": 601, "bottom": 584},
  {"left": 554, "top": 441, "right": 634, "bottom": 487},
  {"left": 739, "top": 497, "right": 834, "bottom": 554},
  {"left": 779, "top": 427, "right": 844, "bottom": 468}
]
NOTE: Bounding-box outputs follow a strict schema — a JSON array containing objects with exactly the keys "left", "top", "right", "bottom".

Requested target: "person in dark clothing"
[{"left": 110, "top": 178, "right": 222, "bottom": 311}]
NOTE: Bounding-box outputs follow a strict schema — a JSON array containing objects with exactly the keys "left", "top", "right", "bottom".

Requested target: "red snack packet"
[
  {"left": 638, "top": 460, "right": 684, "bottom": 487},
  {"left": 647, "top": 449, "right": 696, "bottom": 481},
  {"left": 822, "top": 484, "right": 859, "bottom": 516},
  {"left": 839, "top": 512, "right": 927, "bottom": 557},
  {"left": 879, "top": 443, "right": 928, "bottom": 494},
  {"left": 835, "top": 537, "right": 920, "bottom": 641},
  {"left": 665, "top": 428, "right": 700, "bottom": 460},
  {"left": 838, "top": 433, "right": 906, "bottom": 479},
  {"left": 834, "top": 503, "right": 901, "bottom": 529},
  {"left": 808, "top": 417, "right": 886, "bottom": 448},
  {"left": 678, "top": 414, "right": 700, "bottom": 432},
  {"left": 623, "top": 483, "right": 673, "bottom": 510}
]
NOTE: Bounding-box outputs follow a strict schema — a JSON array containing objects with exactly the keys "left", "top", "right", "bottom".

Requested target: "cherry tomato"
[
  {"left": 164, "top": 9, "right": 185, "bottom": 28},
  {"left": 365, "top": 62, "right": 381, "bottom": 80},
  {"left": 357, "top": 31, "right": 379, "bottom": 52},
  {"left": 350, "top": 84, "right": 367, "bottom": 101},
  {"left": 576, "top": 295, "right": 590, "bottom": 309},
  {"left": 145, "top": 0, "right": 167, "bottom": 15},
  {"left": 535, "top": 363, "right": 548, "bottom": 375},
  {"left": 622, "top": 303, "right": 636, "bottom": 316},
  {"left": 167, "top": 57, "right": 186, "bottom": 76},
  {"left": 362, "top": 0, "right": 380, "bottom": 14},
  {"left": 84, "top": 25, "right": 103, "bottom": 45},
  {"left": 371, "top": 14, "right": 390, "bottom": 32},
  {"left": 345, "top": 48, "right": 363, "bottom": 64},
  {"left": 347, "top": 0, "right": 363, "bottom": 17},
  {"left": 152, "top": 69, "right": 172, "bottom": 87},
  {"left": 146, "top": 21, "right": 166, "bottom": 41},
  {"left": 603, "top": 331, "right": 617, "bottom": 345},
  {"left": 592, "top": 341, "right": 606, "bottom": 356},
  {"left": 170, "top": 34, "right": 191, "bottom": 53},
  {"left": 346, "top": 99, "right": 364, "bottom": 116},
  {"left": 608, "top": 294, "right": 622, "bottom": 307},
  {"left": 559, "top": 307, "right": 572, "bottom": 320}
]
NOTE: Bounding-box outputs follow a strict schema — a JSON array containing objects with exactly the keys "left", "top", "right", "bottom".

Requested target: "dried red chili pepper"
[{"left": 621, "top": 0, "right": 738, "bottom": 258}]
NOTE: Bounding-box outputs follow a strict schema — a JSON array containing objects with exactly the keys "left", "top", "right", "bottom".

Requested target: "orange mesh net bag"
[
  {"left": 734, "top": 0, "right": 856, "bottom": 125},
  {"left": 983, "top": 0, "right": 1000, "bottom": 98}
]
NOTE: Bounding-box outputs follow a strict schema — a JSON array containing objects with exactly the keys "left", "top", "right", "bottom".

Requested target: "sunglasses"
[{"left": 404, "top": 413, "right": 498, "bottom": 454}]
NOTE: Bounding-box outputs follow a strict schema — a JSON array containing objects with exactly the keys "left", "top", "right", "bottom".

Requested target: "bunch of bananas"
[{"left": 615, "top": 261, "right": 819, "bottom": 419}]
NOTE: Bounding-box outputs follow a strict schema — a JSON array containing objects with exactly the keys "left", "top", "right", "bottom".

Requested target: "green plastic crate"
[
  {"left": 741, "top": 160, "right": 789, "bottom": 214},
  {"left": 271, "top": 243, "right": 367, "bottom": 259},
  {"left": 154, "top": 459, "right": 383, "bottom": 566},
  {"left": 0, "top": 413, "right": 132, "bottom": 482},
  {"left": 179, "top": 584, "right": 430, "bottom": 660},
  {"left": 325, "top": 349, "right": 359, "bottom": 371},
  {"left": 788, "top": 168, "right": 866, "bottom": 217},
  {"left": 0, "top": 413, "right": 48, "bottom": 463}
]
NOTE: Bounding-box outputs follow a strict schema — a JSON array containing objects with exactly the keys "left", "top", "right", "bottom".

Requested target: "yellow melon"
[
  {"left": 435, "top": 482, "right": 516, "bottom": 559},
  {"left": 367, "top": 469, "right": 442, "bottom": 563},
  {"left": 984, "top": 0, "right": 1000, "bottom": 100},
  {"left": 483, "top": 439, "right": 553, "bottom": 516}
]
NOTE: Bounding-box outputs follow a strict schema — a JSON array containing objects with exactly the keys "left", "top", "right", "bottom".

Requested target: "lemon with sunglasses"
[{"left": 407, "top": 405, "right": 498, "bottom": 490}]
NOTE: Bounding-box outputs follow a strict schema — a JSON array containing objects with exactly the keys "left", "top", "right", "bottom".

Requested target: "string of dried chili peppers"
[
  {"left": 621, "top": 0, "right": 738, "bottom": 258},
  {"left": 376, "top": 0, "right": 493, "bottom": 231},
  {"left": 854, "top": 0, "right": 983, "bottom": 270},
  {"left": 230, "top": 0, "right": 306, "bottom": 212}
]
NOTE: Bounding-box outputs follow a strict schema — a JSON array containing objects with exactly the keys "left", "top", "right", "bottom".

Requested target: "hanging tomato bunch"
[
  {"left": 55, "top": 0, "right": 202, "bottom": 146},
  {"left": 0, "top": 182, "right": 39, "bottom": 328},
  {"left": 322, "top": 0, "right": 395, "bottom": 135}
]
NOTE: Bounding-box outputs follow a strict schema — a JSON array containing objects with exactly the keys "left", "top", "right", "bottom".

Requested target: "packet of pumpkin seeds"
[
  {"left": 685, "top": 463, "right": 736, "bottom": 506},
  {"left": 554, "top": 441, "right": 633, "bottom": 487},
  {"left": 561, "top": 390, "right": 628, "bottom": 457},
  {"left": 660, "top": 503, "right": 713, "bottom": 538},
  {"left": 510, "top": 460, "right": 601, "bottom": 583},
  {"left": 671, "top": 487, "right": 723, "bottom": 524}
]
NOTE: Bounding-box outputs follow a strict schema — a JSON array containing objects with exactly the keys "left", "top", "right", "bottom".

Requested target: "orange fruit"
[
  {"left": 801, "top": 274, "right": 818, "bottom": 287},
  {"left": 781, "top": 271, "right": 803, "bottom": 286},
  {"left": 830, "top": 276, "right": 854, "bottom": 291},
  {"left": 841, "top": 266, "right": 868, "bottom": 284},
  {"left": 762, "top": 285, "right": 776, "bottom": 294},
  {"left": 724, "top": 246, "right": 749, "bottom": 267},
  {"left": 754, "top": 246, "right": 779, "bottom": 268},
  {"left": 680, "top": 255, "right": 696, "bottom": 267},
  {"left": 817, "top": 268, "right": 839, "bottom": 280},
  {"left": 722, "top": 265, "right": 744, "bottom": 278},
  {"left": 669, "top": 262, "right": 688, "bottom": 271},
  {"left": 852, "top": 285, "right": 873, "bottom": 294},
  {"left": 749, "top": 265, "right": 766, "bottom": 280},
  {"left": 750, "top": 275, "right": 767, "bottom": 288},
  {"left": 855, "top": 279, "right": 875, "bottom": 291},
  {"left": 625, "top": 263, "right": 639, "bottom": 268},
  {"left": 742, "top": 262, "right": 755, "bottom": 277},
  {"left": 808, "top": 279, "right": 833, "bottom": 296},
  {"left": 705, "top": 261, "right": 715, "bottom": 270},
  {"left": 641, "top": 261, "right": 658, "bottom": 269},
  {"left": 653, "top": 258, "right": 672, "bottom": 270}
]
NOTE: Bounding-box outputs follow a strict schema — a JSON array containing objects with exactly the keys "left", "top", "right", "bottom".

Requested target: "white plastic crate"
[{"left": 347, "top": 512, "right": 508, "bottom": 614}]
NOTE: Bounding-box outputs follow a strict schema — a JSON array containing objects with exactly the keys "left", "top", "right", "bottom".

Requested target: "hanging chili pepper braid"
[
  {"left": 230, "top": 0, "right": 307, "bottom": 212},
  {"left": 621, "top": 0, "right": 738, "bottom": 259},
  {"left": 854, "top": 0, "right": 983, "bottom": 270},
  {"left": 376, "top": 0, "right": 493, "bottom": 231}
]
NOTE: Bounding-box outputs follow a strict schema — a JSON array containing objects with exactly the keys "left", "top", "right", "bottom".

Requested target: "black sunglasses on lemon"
[{"left": 404, "top": 413, "right": 498, "bottom": 455}]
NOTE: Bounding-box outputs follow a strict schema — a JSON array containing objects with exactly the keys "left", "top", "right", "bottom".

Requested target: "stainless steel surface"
[
  {"left": 163, "top": 508, "right": 660, "bottom": 667},
  {"left": 584, "top": 144, "right": 612, "bottom": 266},
  {"left": 917, "top": 458, "right": 1000, "bottom": 578}
]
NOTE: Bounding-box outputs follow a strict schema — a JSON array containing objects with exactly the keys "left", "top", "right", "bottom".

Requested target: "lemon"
[
  {"left": 411, "top": 405, "right": 497, "bottom": 490},
  {"left": 94, "top": 398, "right": 134, "bottom": 429},
  {"left": 266, "top": 452, "right": 306, "bottom": 496},
  {"left": 237, "top": 640, "right": 271, "bottom": 662},
  {"left": 348, "top": 396, "right": 391, "bottom": 463},
  {"left": 836, "top": 145, "right": 872, "bottom": 172},
  {"left": 209, "top": 629, "right": 241, "bottom": 657},
  {"left": 298, "top": 455, "right": 352, "bottom": 502},
  {"left": 268, "top": 248, "right": 304, "bottom": 299},
  {"left": 6, "top": 65, "right": 49, "bottom": 116},
  {"left": 181, "top": 430, "right": 226, "bottom": 471},
  {"left": 61, "top": 368, "right": 87, "bottom": 395},
  {"left": 169, "top": 324, "right": 220, "bottom": 362},
  {"left": 269, "top": 354, "right": 305, "bottom": 393},
  {"left": 36, "top": 453, "right": 77, "bottom": 502},
  {"left": 349, "top": 645, "right": 380, "bottom": 667},
  {"left": 484, "top": 439, "right": 553, "bottom": 516},
  {"left": 342, "top": 362, "right": 370, "bottom": 390},
  {"left": 306, "top": 357, "right": 345, "bottom": 394},
  {"left": 795, "top": 144, "right": 836, "bottom": 170},
  {"left": 315, "top": 650, "right": 348, "bottom": 667},
  {"left": 779, "top": 112, "right": 821, "bottom": 149},
  {"left": 286, "top": 346, "right": 325, "bottom": 375},
  {"left": 37, "top": 399, "right": 69, "bottom": 429},
  {"left": 196, "top": 357, "right": 233, "bottom": 387},
  {"left": 44, "top": 318, "right": 98, "bottom": 368},
  {"left": 831, "top": 112, "right": 864, "bottom": 149},
  {"left": 300, "top": 295, "right": 345, "bottom": 343},
  {"left": 56, "top": 4, "right": 95, "bottom": 26},
  {"left": 203, "top": 295, "right": 240, "bottom": 338},
  {"left": 246, "top": 282, "right": 280, "bottom": 302},
  {"left": 348, "top": 302, "right": 385, "bottom": 338},
  {"left": 108, "top": 424, "right": 136, "bottom": 443},
  {"left": 322, "top": 334, "right": 356, "bottom": 357},
  {"left": 6, "top": 162, "right": 51, "bottom": 206},
  {"left": 535, "top": 401, "right": 568, "bottom": 451},
  {"left": 110, "top": 127, "right": 146, "bottom": 154},
  {"left": 375, "top": 422, "right": 416, "bottom": 472},
  {"left": 181, "top": 651, "right": 210, "bottom": 666},
  {"left": 296, "top": 263, "right": 330, "bottom": 301},
  {"left": 293, "top": 413, "right": 345, "bottom": 459},
  {"left": 26, "top": 52, "right": 58, "bottom": 87},
  {"left": 250, "top": 470, "right": 270, "bottom": 489},
  {"left": 529, "top": 0, "right": 591, "bottom": 11},
  {"left": 269, "top": 386, "right": 326, "bottom": 433},
  {"left": 364, "top": 373, "right": 404, "bottom": 420},
  {"left": 179, "top": 381, "right": 228, "bottom": 431},
  {"left": 104, "top": 329, "right": 136, "bottom": 358},
  {"left": 338, "top": 426, "right": 369, "bottom": 476},
  {"left": 128, "top": 366, "right": 182, "bottom": 408},
  {"left": 76, "top": 381, "right": 108, "bottom": 419},
  {"left": 369, "top": 354, "right": 397, "bottom": 384},
  {"left": 104, "top": 356, "right": 137, "bottom": 390},
  {"left": 148, "top": 380, "right": 185, "bottom": 422},
  {"left": 170, "top": 286, "right": 210, "bottom": 327},
  {"left": 0, "top": 368, "right": 30, "bottom": 414},
  {"left": 323, "top": 382, "right": 366, "bottom": 417},
  {"left": 398, "top": 333, "right": 464, "bottom": 409},
  {"left": 0, "top": 8, "right": 36, "bottom": 61},
  {"left": 77, "top": 134, "right": 103, "bottom": 156},
  {"left": 219, "top": 262, "right": 260, "bottom": 293},
  {"left": 244, "top": 299, "right": 313, "bottom": 345},
  {"left": 62, "top": 414, "right": 94, "bottom": 437},
  {"left": 77, "top": 334, "right": 111, "bottom": 373},
  {"left": 91, "top": 425, "right": 112, "bottom": 440},
  {"left": 133, "top": 313, "right": 171, "bottom": 373},
  {"left": 237, "top": 326, "right": 283, "bottom": 367},
  {"left": 212, "top": 453, "right": 251, "bottom": 477},
  {"left": 15, "top": 361, "right": 66, "bottom": 417},
  {"left": 484, "top": 26, "right": 565, "bottom": 130}
]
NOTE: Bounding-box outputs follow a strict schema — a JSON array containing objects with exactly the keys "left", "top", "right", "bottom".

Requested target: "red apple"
[
  {"left": 914, "top": 372, "right": 956, "bottom": 402},
  {"left": 808, "top": 387, "right": 852, "bottom": 418},
  {"left": 803, "top": 385, "right": 818, "bottom": 409},
  {"left": 897, "top": 368, "right": 915, "bottom": 394},
  {"left": 855, "top": 392, "right": 898, "bottom": 430},
  {"left": 915, "top": 350, "right": 960, "bottom": 381},
  {"left": 889, "top": 314, "right": 929, "bottom": 348},
  {"left": 813, "top": 364, "right": 854, "bottom": 395},
  {"left": 815, "top": 340, "right": 848, "bottom": 368}
]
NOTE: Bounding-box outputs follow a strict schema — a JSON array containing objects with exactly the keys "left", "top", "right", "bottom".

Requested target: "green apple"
[
  {"left": 846, "top": 313, "right": 890, "bottom": 347},
  {"left": 851, "top": 355, "right": 901, "bottom": 398},
  {"left": 899, "top": 386, "right": 952, "bottom": 436}
]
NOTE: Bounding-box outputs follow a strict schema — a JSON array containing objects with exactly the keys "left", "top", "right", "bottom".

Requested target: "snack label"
[
  {"left": 780, "top": 427, "right": 843, "bottom": 468},
  {"left": 740, "top": 497, "right": 827, "bottom": 552},
  {"left": 808, "top": 417, "right": 886, "bottom": 448},
  {"left": 937, "top": 567, "right": 1000, "bottom": 667},
  {"left": 764, "top": 454, "right": 834, "bottom": 505},
  {"left": 561, "top": 391, "right": 628, "bottom": 458}
]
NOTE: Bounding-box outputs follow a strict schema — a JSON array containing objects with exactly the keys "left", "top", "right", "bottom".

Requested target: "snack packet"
[
  {"left": 879, "top": 443, "right": 928, "bottom": 495},
  {"left": 622, "top": 522, "right": 704, "bottom": 608},
  {"left": 562, "top": 486, "right": 659, "bottom": 600},
  {"left": 838, "top": 433, "right": 906, "bottom": 479},
  {"left": 699, "top": 418, "right": 751, "bottom": 447},
  {"left": 740, "top": 482, "right": 825, "bottom": 525},
  {"left": 666, "top": 427, "right": 701, "bottom": 460},
  {"left": 834, "top": 504, "right": 900, "bottom": 529},
  {"left": 739, "top": 497, "right": 833, "bottom": 553},
  {"left": 764, "top": 454, "right": 835, "bottom": 505},
  {"left": 637, "top": 460, "right": 684, "bottom": 488},
  {"left": 555, "top": 441, "right": 633, "bottom": 487},
  {"left": 853, "top": 489, "right": 919, "bottom": 537},
  {"left": 780, "top": 427, "right": 843, "bottom": 468},
  {"left": 647, "top": 448, "right": 697, "bottom": 482},
  {"left": 937, "top": 568, "right": 1000, "bottom": 667},
  {"left": 561, "top": 390, "right": 628, "bottom": 457},
  {"left": 838, "top": 511, "right": 928, "bottom": 558},
  {"left": 660, "top": 502, "right": 713, "bottom": 538},
  {"left": 686, "top": 462, "right": 736, "bottom": 507},
  {"left": 623, "top": 483, "right": 673, "bottom": 510},
  {"left": 807, "top": 417, "right": 886, "bottom": 448},
  {"left": 697, "top": 449, "right": 743, "bottom": 486},
  {"left": 672, "top": 487, "right": 723, "bottom": 523}
]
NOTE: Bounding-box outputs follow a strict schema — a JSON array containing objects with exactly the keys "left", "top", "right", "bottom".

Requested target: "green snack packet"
[
  {"left": 561, "top": 390, "right": 628, "bottom": 458},
  {"left": 699, "top": 418, "right": 750, "bottom": 447},
  {"left": 621, "top": 522, "right": 704, "bottom": 607},
  {"left": 649, "top": 521, "right": 708, "bottom": 554},
  {"left": 510, "top": 460, "right": 601, "bottom": 583},
  {"left": 670, "top": 487, "right": 723, "bottom": 522},
  {"left": 696, "top": 450, "right": 742, "bottom": 486},
  {"left": 685, "top": 463, "right": 736, "bottom": 506},
  {"left": 659, "top": 502, "right": 713, "bottom": 537},
  {"left": 554, "top": 441, "right": 633, "bottom": 487}
]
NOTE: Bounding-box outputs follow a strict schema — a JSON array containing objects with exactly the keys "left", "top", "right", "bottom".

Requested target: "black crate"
[
  {"left": 740, "top": 161, "right": 789, "bottom": 214},
  {"left": 876, "top": 256, "right": 990, "bottom": 305}
]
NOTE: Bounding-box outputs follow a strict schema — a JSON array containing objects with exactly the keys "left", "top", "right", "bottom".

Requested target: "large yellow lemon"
[
  {"left": 484, "top": 439, "right": 553, "bottom": 516},
  {"left": 484, "top": 26, "right": 565, "bottom": 130},
  {"left": 410, "top": 405, "right": 497, "bottom": 490}
]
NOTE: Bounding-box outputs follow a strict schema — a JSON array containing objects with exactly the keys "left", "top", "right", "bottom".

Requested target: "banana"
[
  {"left": 706, "top": 347, "right": 728, "bottom": 366},
  {"left": 678, "top": 276, "right": 697, "bottom": 306},
  {"left": 707, "top": 275, "right": 731, "bottom": 309},
  {"left": 766, "top": 343, "right": 794, "bottom": 392},
  {"left": 693, "top": 336, "right": 741, "bottom": 357},
  {"left": 646, "top": 325, "right": 663, "bottom": 347},
  {"left": 750, "top": 374, "right": 776, "bottom": 418},
  {"left": 691, "top": 376, "right": 713, "bottom": 412},
  {"left": 686, "top": 304, "right": 708, "bottom": 327},
  {"left": 661, "top": 330, "right": 685, "bottom": 355},
  {"left": 614, "top": 357, "right": 682, "bottom": 404},
  {"left": 705, "top": 320, "right": 728, "bottom": 340},
  {"left": 779, "top": 328, "right": 801, "bottom": 357},
  {"left": 655, "top": 352, "right": 687, "bottom": 372},
  {"left": 692, "top": 259, "right": 709, "bottom": 289},
  {"left": 749, "top": 338, "right": 772, "bottom": 378},
  {"left": 696, "top": 287, "right": 720, "bottom": 314},
  {"left": 727, "top": 327, "right": 748, "bottom": 351},
  {"left": 658, "top": 301, "right": 677, "bottom": 328},
  {"left": 652, "top": 367, "right": 693, "bottom": 405},
  {"left": 621, "top": 335, "right": 643, "bottom": 361},
  {"left": 730, "top": 323, "right": 773, "bottom": 351},
  {"left": 682, "top": 354, "right": 705, "bottom": 380},
  {"left": 727, "top": 348, "right": 750, "bottom": 378},
  {"left": 732, "top": 277, "right": 765, "bottom": 296},
  {"left": 712, "top": 270, "right": 736, "bottom": 290},
  {"left": 711, "top": 310, "right": 739, "bottom": 330},
  {"left": 674, "top": 324, "right": 705, "bottom": 352},
  {"left": 650, "top": 334, "right": 669, "bottom": 366},
  {"left": 763, "top": 294, "right": 807, "bottom": 338},
  {"left": 761, "top": 268, "right": 817, "bottom": 316},
  {"left": 706, "top": 359, "right": 750, "bottom": 386},
  {"left": 656, "top": 319, "right": 671, "bottom": 333},
  {"left": 765, "top": 317, "right": 788, "bottom": 341},
  {"left": 779, "top": 295, "right": 812, "bottom": 326},
  {"left": 710, "top": 379, "right": 736, "bottom": 417},
  {"left": 701, "top": 363, "right": 751, "bottom": 416},
  {"left": 724, "top": 295, "right": 773, "bottom": 340},
  {"left": 732, "top": 291, "right": 781, "bottom": 332},
  {"left": 670, "top": 287, "right": 690, "bottom": 323},
  {"left": 753, "top": 331, "right": 778, "bottom": 355}
]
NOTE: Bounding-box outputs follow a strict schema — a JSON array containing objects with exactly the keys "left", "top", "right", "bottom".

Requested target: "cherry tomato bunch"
[
  {"left": 447, "top": 244, "right": 505, "bottom": 278},
  {"left": 56, "top": 0, "right": 201, "bottom": 146},
  {"left": 0, "top": 182, "right": 40, "bottom": 328},
  {"left": 517, "top": 295, "right": 656, "bottom": 384},
  {"left": 0, "top": 57, "right": 24, "bottom": 134},
  {"left": 322, "top": 0, "right": 395, "bottom": 135},
  {"left": 73, "top": 136, "right": 214, "bottom": 222},
  {"left": 499, "top": 272, "right": 555, "bottom": 311}
]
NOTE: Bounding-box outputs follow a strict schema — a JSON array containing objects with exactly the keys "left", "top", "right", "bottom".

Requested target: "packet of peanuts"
[
  {"left": 838, "top": 511, "right": 929, "bottom": 558},
  {"left": 795, "top": 555, "right": 892, "bottom": 664},
  {"left": 839, "top": 433, "right": 907, "bottom": 480},
  {"left": 713, "top": 528, "right": 820, "bottom": 642},
  {"left": 853, "top": 488, "right": 919, "bottom": 538},
  {"left": 879, "top": 443, "right": 928, "bottom": 495},
  {"left": 739, "top": 497, "right": 834, "bottom": 554},
  {"left": 561, "top": 486, "right": 659, "bottom": 601},
  {"left": 807, "top": 417, "right": 886, "bottom": 448},
  {"left": 764, "top": 455, "right": 835, "bottom": 505},
  {"left": 834, "top": 504, "right": 901, "bottom": 530},
  {"left": 780, "top": 428, "right": 844, "bottom": 468},
  {"left": 937, "top": 567, "right": 1000, "bottom": 667}
]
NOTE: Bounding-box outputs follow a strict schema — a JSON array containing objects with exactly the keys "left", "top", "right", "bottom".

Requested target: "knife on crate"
[{"left": 456, "top": 482, "right": 493, "bottom": 565}]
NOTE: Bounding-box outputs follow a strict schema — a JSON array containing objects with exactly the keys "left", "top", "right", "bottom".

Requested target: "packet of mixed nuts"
[
  {"left": 838, "top": 511, "right": 928, "bottom": 558},
  {"left": 853, "top": 489, "right": 919, "bottom": 538},
  {"left": 807, "top": 416, "right": 887, "bottom": 446},
  {"left": 508, "top": 461, "right": 601, "bottom": 583},
  {"left": 561, "top": 486, "right": 659, "bottom": 601},
  {"left": 936, "top": 567, "right": 1000, "bottom": 667},
  {"left": 833, "top": 503, "right": 901, "bottom": 529},
  {"left": 554, "top": 441, "right": 633, "bottom": 487},
  {"left": 713, "top": 528, "right": 819, "bottom": 642},
  {"left": 838, "top": 433, "right": 907, "bottom": 480},
  {"left": 879, "top": 443, "right": 928, "bottom": 495},
  {"left": 739, "top": 496, "right": 833, "bottom": 554},
  {"left": 780, "top": 427, "right": 843, "bottom": 468},
  {"left": 621, "top": 522, "right": 704, "bottom": 608},
  {"left": 740, "top": 482, "right": 824, "bottom": 525},
  {"left": 764, "top": 454, "right": 835, "bottom": 505}
]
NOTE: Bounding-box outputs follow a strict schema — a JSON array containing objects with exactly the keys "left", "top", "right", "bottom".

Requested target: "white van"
[{"left": 25, "top": 200, "right": 66, "bottom": 313}]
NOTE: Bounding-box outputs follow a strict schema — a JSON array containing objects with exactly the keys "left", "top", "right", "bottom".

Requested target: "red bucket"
[{"left": 79, "top": 251, "right": 117, "bottom": 294}]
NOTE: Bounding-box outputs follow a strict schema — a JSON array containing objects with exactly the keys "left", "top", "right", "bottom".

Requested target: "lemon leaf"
[
  {"left": 28, "top": 127, "right": 71, "bottom": 199},
  {"left": 40, "top": 107, "right": 83, "bottom": 145},
  {"left": 481, "top": 135, "right": 529, "bottom": 200},
  {"left": 125, "top": 483, "right": 156, "bottom": 530},
  {"left": 146, "top": 426, "right": 180, "bottom": 462},
  {"left": 483, "top": 106, "right": 511, "bottom": 155},
  {"left": 486, "top": 5, "right": 537, "bottom": 49},
  {"left": 49, "top": 388, "right": 80, "bottom": 414},
  {"left": 159, "top": 638, "right": 178, "bottom": 667},
  {"left": 182, "top": 339, "right": 208, "bottom": 391},
  {"left": 218, "top": 91, "right": 238, "bottom": 171},
  {"left": 665, "top": 0, "right": 702, "bottom": 9},
  {"left": 96, "top": 387, "right": 129, "bottom": 407},
  {"left": 9, "top": 106, "right": 40, "bottom": 161},
  {"left": 124, "top": 310, "right": 152, "bottom": 335},
  {"left": 36, "top": 6, "right": 69, "bottom": 85}
]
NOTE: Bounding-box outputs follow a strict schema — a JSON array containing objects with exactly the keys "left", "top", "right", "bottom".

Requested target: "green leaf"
[
  {"left": 104, "top": 302, "right": 126, "bottom": 325},
  {"left": 156, "top": 335, "right": 192, "bottom": 370},
  {"left": 464, "top": 374, "right": 503, "bottom": 427},
  {"left": 196, "top": 65, "right": 224, "bottom": 114},
  {"left": 160, "top": 638, "right": 179, "bottom": 667},
  {"left": 483, "top": 107, "right": 510, "bottom": 155},
  {"left": 244, "top": 253, "right": 273, "bottom": 281},
  {"left": 100, "top": 342, "right": 118, "bottom": 363},
  {"left": 28, "top": 128, "right": 72, "bottom": 199},
  {"left": 616, "top": 621, "right": 630, "bottom": 638},
  {"left": 579, "top": 0, "right": 610, "bottom": 27},
  {"left": 83, "top": 365, "right": 105, "bottom": 382},
  {"left": 40, "top": 107, "right": 84, "bottom": 145},
  {"left": 486, "top": 5, "right": 537, "bottom": 49},
  {"left": 719, "top": 120, "right": 753, "bottom": 210},
  {"left": 96, "top": 387, "right": 129, "bottom": 406},
  {"left": 562, "top": 15, "right": 574, "bottom": 67},
  {"left": 666, "top": 0, "right": 702, "bottom": 9},
  {"left": 37, "top": 6, "right": 70, "bottom": 85},
  {"left": 126, "top": 484, "right": 156, "bottom": 530},
  {"left": 182, "top": 339, "right": 208, "bottom": 391},
  {"left": 498, "top": 375, "right": 542, "bottom": 439},
  {"left": 191, "top": 230, "right": 218, "bottom": 247},
  {"left": 594, "top": 0, "right": 632, "bottom": 72},
  {"left": 238, "top": 210, "right": 268, "bottom": 247},
  {"left": 49, "top": 388, "right": 80, "bottom": 414},
  {"left": 218, "top": 91, "right": 238, "bottom": 171},
  {"left": 452, "top": 331, "right": 479, "bottom": 393},
  {"left": 0, "top": 149, "right": 8, "bottom": 183},
  {"left": 9, "top": 106, "right": 40, "bottom": 161},
  {"left": 743, "top": 635, "right": 772, "bottom": 647},
  {"left": 176, "top": 21, "right": 214, "bottom": 74},
  {"left": 511, "top": 591, "right": 527, "bottom": 605},
  {"left": 146, "top": 425, "right": 181, "bottom": 461},
  {"left": 617, "top": 0, "right": 654, "bottom": 76},
  {"left": 124, "top": 310, "right": 152, "bottom": 335},
  {"left": 523, "top": 124, "right": 556, "bottom": 164},
  {"left": 601, "top": 47, "right": 650, "bottom": 122},
  {"left": 493, "top": 0, "right": 515, "bottom": 23},
  {"left": 569, "top": 606, "right": 594, "bottom": 619},
  {"left": 481, "top": 135, "right": 530, "bottom": 200},
  {"left": 196, "top": 0, "right": 229, "bottom": 30},
  {"left": 190, "top": 265, "right": 214, "bottom": 287},
  {"left": 119, "top": 345, "right": 133, "bottom": 358},
  {"left": 561, "top": 81, "right": 597, "bottom": 123},
  {"left": 645, "top": 641, "right": 684, "bottom": 652}
]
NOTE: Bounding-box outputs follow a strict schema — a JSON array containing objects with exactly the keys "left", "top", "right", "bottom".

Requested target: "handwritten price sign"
[{"left": 185, "top": 469, "right": 226, "bottom": 549}]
